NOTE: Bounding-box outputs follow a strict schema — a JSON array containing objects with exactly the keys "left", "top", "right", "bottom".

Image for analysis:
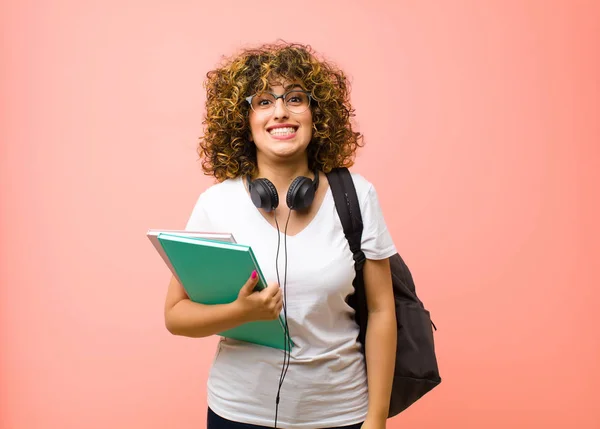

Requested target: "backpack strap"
[
  {"left": 327, "top": 167, "right": 369, "bottom": 348},
  {"left": 327, "top": 167, "right": 366, "bottom": 271}
]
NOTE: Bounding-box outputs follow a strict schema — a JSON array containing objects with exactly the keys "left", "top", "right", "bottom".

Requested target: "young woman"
[{"left": 164, "top": 42, "right": 397, "bottom": 429}]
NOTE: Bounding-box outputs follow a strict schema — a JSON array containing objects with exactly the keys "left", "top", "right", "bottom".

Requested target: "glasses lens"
[
  {"left": 251, "top": 93, "right": 276, "bottom": 111},
  {"left": 285, "top": 91, "right": 310, "bottom": 113}
]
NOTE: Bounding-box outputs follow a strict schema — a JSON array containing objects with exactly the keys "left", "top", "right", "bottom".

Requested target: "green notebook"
[{"left": 156, "top": 233, "right": 292, "bottom": 351}]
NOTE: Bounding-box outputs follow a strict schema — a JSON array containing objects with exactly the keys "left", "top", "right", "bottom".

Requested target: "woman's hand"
[{"left": 235, "top": 271, "right": 283, "bottom": 322}]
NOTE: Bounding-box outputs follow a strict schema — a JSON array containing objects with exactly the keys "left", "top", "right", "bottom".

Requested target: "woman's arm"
[
  {"left": 362, "top": 257, "right": 397, "bottom": 426},
  {"left": 164, "top": 272, "right": 283, "bottom": 338}
]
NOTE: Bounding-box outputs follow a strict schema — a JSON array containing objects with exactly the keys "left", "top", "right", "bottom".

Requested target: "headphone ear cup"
[
  {"left": 250, "top": 178, "right": 279, "bottom": 212},
  {"left": 286, "top": 176, "right": 315, "bottom": 210}
]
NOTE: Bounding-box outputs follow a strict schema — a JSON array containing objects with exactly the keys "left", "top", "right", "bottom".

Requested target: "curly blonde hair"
[{"left": 197, "top": 41, "right": 364, "bottom": 181}]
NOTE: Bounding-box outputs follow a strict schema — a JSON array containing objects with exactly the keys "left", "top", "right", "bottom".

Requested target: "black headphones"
[{"left": 247, "top": 169, "right": 320, "bottom": 212}]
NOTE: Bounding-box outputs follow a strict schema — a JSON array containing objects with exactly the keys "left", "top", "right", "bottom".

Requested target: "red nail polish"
[{"left": 251, "top": 270, "right": 257, "bottom": 279}]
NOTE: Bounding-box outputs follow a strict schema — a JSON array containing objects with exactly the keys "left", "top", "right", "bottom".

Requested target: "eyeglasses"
[{"left": 245, "top": 90, "right": 312, "bottom": 114}]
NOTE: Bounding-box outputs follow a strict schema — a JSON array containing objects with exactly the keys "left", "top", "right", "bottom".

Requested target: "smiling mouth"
[{"left": 268, "top": 126, "right": 298, "bottom": 136}]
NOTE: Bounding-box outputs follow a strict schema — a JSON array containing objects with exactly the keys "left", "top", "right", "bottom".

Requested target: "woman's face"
[{"left": 248, "top": 79, "right": 313, "bottom": 165}]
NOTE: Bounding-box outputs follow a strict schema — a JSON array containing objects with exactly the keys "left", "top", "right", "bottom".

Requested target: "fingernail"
[{"left": 251, "top": 270, "right": 257, "bottom": 279}]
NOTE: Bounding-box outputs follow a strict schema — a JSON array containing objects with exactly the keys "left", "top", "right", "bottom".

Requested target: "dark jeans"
[{"left": 207, "top": 407, "right": 363, "bottom": 429}]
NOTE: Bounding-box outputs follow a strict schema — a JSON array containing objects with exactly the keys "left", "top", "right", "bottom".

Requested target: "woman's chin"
[{"left": 259, "top": 141, "right": 309, "bottom": 160}]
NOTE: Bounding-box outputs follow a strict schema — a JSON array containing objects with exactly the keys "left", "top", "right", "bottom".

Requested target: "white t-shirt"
[{"left": 185, "top": 171, "right": 397, "bottom": 429}]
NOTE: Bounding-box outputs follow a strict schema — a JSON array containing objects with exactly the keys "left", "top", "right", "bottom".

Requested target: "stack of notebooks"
[{"left": 147, "top": 229, "right": 292, "bottom": 351}]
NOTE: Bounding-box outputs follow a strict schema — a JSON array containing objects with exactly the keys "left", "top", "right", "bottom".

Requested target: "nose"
[{"left": 272, "top": 97, "right": 288, "bottom": 119}]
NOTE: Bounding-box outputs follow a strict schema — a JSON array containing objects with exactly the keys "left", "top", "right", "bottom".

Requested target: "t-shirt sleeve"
[
  {"left": 360, "top": 183, "right": 397, "bottom": 260},
  {"left": 184, "top": 193, "right": 213, "bottom": 231}
]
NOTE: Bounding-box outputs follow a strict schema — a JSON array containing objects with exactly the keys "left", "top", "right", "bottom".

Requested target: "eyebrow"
[{"left": 266, "top": 83, "right": 305, "bottom": 92}]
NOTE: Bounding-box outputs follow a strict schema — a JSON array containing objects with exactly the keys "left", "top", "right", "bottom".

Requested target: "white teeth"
[{"left": 269, "top": 127, "right": 296, "bottom": 136}]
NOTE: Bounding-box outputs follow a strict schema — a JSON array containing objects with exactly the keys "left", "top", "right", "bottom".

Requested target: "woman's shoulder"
[
  {"left": 335, "top": 170, "right": 376, "bottom": 204},
  {"left": 348, "top": 170, "right": 373, "bottom": 188},
  {"left": 185, "top": 177, "right": 245, "bottom": 230},
  {"left": 333, "top": 169, "right": 389, "bottom": 216},
  {"left": 192, "top": 177, "right": 244, "bottom": 209}
]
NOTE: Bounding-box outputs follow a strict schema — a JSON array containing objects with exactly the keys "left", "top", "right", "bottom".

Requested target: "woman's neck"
[{"left": 254, "top": 159, "right": 313, "bottom": 196}]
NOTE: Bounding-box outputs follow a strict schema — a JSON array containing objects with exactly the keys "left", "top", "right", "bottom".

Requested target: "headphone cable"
[
  {"left": 273, "top": 211, "right": 292, "bottom": 429},
  {"left": 281, "top": 210, "right": 292, "bottom": 382}
]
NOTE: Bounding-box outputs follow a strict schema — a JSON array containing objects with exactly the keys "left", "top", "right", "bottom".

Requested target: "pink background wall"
[{"left": 1, "top": 1, "right": 598, "bottom": 428}]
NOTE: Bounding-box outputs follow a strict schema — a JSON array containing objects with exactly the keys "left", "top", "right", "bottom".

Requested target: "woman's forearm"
[
  {"left": 165, "top": 299, "right": 249, "bottom": 338},
  {"left": 365, "top": 308, "right": 397, "bottom": 421}
]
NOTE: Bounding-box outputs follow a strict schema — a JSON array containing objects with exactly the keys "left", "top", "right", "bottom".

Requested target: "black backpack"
[{"left": 326, "top": 167, "right": 442, "bottom": 417}]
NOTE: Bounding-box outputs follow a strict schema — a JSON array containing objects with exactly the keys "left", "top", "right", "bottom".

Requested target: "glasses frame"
[{"left": 245, "top": 89, "right": 313, "bottom": 114}]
